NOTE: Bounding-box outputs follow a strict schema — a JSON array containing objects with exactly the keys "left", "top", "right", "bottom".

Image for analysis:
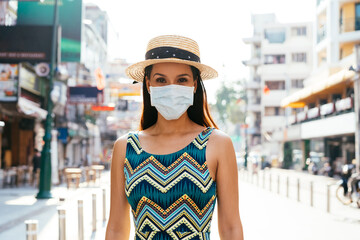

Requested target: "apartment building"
[
  {"left": 281, "top": 0, "right": 360, "bottom": 173},
  {"left": 243, "top": 14, "right": 313, "bottom": 164},
  {"left": 243, "top": 14, "right": 276, "bottom": 155}
]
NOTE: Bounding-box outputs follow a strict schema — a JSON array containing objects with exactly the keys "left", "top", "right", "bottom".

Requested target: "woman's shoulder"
[
  {"left": 113, "top": 132, "right": 132, "bottom": 150},
  {"left": 209, "top": 128, "right": 232, "bottom": 145}
]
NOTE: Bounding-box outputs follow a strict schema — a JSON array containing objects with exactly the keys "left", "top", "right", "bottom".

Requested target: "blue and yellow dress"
[{"left": 124, "top": 127, "right": 217, "bottom": 240}]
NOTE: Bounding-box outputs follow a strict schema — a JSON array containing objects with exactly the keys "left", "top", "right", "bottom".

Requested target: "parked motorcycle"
[{"left": 335, "top": 163, "right": 360, "bottom": 208}]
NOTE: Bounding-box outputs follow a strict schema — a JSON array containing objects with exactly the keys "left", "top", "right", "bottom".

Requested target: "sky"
[{"left": 85, "top": 0, "right": 316, "bottom": 103}]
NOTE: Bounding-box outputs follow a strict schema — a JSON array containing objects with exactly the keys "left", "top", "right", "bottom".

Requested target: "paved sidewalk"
[
  {"left": 239, "top": 168, "right": 360, "bottom": 221},
  {"left": 0, "top": 170, "right": 111, "bottom": 240}
]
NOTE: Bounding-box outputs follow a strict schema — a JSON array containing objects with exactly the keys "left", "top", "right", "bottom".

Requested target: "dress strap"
[
  {"left": 127, "top": 132, "right": 143, "bottom": 155},
  {"left": 192, "top": 127, "right": 215, "bottom": 150}
]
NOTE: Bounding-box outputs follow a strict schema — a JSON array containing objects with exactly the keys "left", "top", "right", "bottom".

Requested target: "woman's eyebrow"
[
  {"left": 177, "top": 74, "right": 191, "bottom": 77},
  {"left": 153, "top": 73, "right": 166, "bottom": 77}
]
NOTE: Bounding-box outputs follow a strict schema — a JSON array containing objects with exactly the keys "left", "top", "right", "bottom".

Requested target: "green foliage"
[{"left": 214, "top": 80, "right": 245, "bottom": 124}]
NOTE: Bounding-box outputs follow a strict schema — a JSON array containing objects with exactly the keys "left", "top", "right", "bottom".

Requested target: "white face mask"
[{"left": 149, "top": 85, "right": 195, "bottom": 120}]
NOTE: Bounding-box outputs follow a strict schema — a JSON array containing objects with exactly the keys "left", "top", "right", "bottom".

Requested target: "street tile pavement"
[{"left": 0, "top": 170, "right": 111, "bottom": 240}]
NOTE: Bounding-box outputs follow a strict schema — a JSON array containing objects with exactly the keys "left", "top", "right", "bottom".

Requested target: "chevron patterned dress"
[{"left": 124, "top": 127, "right": 217, "bottom": 240}]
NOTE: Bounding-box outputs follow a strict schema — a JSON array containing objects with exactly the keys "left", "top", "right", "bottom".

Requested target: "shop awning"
[
  {"left": 281, "top": 69, "right": 355, "bottom": 108},
  {"left": 17, "top": 97, "right": 47, "bottom": 119}
]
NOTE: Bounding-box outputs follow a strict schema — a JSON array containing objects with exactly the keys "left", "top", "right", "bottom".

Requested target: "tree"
[{"left": 214, "top": 80, "right": 245, "bottom": 124}]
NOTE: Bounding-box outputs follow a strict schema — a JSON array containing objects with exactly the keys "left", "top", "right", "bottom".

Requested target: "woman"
[{"left": 106, "top": 35, "right": 244, "bottom": 240}]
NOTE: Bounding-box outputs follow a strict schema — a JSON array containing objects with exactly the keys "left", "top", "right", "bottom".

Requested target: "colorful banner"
[
  {"left": 17, "top": 0, "right": 82, "bottom": 62},
  {"left": 0, "top": 64, "right": 18, "bottom": 102}
]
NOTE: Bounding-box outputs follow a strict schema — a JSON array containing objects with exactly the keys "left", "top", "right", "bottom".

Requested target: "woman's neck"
[{"left": 150, "top": 113, "right": 197, "bottom": 135}]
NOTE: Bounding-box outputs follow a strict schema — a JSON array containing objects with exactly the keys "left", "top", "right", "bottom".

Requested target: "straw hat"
[{"left": 126, "top": 35, "right": 218, "bottom": 82}]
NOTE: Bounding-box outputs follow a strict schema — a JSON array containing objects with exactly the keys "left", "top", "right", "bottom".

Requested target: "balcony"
[
  {"left": 262, "top": 116, "right": 286, "bottom": 131},
  {"left": 262, "top": 90, "right": 287, "bottom": 106},
  {"left": 245, "top": 79, "right": 261, "bottom": 89},
  {"left": 242, "top": 58, "right": 261, "bottom": 66},
  {"left": 301, "top": 112, "right": 355, "bottom": 138},
  {"left": 243, "top": 35, "right": 261, "bottom": 44},
  {"left": 247, "top": 102, "right": 261, "bottom": 112},
  {"left": 289, "top": 97, "right": 353, "bottom": 125},
  {"left": 339, "top": 17, "right": 360, "bottom": 34}
]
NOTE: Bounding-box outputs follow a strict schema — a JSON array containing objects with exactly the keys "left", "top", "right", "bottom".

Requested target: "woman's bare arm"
[
  {"left": 105, "top": 135, "right": 131, "bottom": 240},
  {"left": 211, "top": 131, "right": 244, "bottom": 240}
]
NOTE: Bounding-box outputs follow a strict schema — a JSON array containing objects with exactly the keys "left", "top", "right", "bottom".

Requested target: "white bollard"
[
  {"left": 327, "top": 184, "right": 331, "bottom": 213},
  {"left": 78, "top": 200, "right": 84, "bottom": 240},
  {"left": 263, "top": 171, "right": 266, "bottom": 189},
  {"left": 297, "top": 178, "right": 300, "bottom": 202},
  {"left": 269, "top": 173, "right": 272, "bottom": 192},
  {"left": 310, "top": 181, "right": 314, "bottom": 207},
  {"left": 25, "top": 220, "right": 38, "bottom": 240},
  {"left": 57, "top": 207, "right": 66, "bottom": 240},
  {"left": 286, "top": 176, "right": 289, "bottom": 198},
  {"left": 277, "top": 175, "right": 280, "bottom": 194},
  {"left": 102, "top": 188, "right": 106, "bottom": 222},
  {"left": 92, "top": 193, "right": 97, "bottom": 232}
]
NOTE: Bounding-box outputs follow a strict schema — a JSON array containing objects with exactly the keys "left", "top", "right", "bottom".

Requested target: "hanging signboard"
[
  {"left": 68, "top": 86, "right": 103, "bottom": 104},
  {"left": 0, "top": 63, "right": 18, "bottom": 102},
  {"left": 19, "top": 66, "right": 41, "bottom": 95},
  {"left": 17, "top": 0, "right": 82, "bottom": 62},
  {"left": 0, "top": 26, "right": 53, "bottom": 63}
]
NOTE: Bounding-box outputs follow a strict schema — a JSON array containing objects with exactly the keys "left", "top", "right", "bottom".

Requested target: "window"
[
  {"left": 291, "top": 79, "right": 304, "bottom": 88},
  {"left": 292, "top": 53, "right": 307, "bottom": 63},
  {"left": 264, "top": 28, "right": 286, "bottom": 43},
  {"left": 265, "top": 107, "right": 285, "bottom": 116},
  {"left": 356, "top": 3, "right": 360, "bottom": 30},
  {"left": 291, "top": 27, "right": 307, "bottom": 36},
  {"left": 254, "top": 45, "right": 261, "bottom": 58},
  {"left": 265, "top": 81, "right": 285, "bottom": 90},
  {"left": 264, "top": 54, "right": 286, "bottom": 64}
]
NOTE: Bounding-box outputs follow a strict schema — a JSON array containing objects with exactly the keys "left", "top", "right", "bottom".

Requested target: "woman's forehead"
[{"left": 151, "top": 62, "right": 192, "bottom": 74}]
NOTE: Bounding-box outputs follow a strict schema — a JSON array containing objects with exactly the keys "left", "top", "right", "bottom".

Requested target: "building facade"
[
  {"left": 242, "top": 14, "right": 276, "bottom": 156},
  {"left": 281, "top": 0, "right": 360, "bottom": 174},
  {"left": 243, "top": 14, "right": 313, "bottom": 165}
]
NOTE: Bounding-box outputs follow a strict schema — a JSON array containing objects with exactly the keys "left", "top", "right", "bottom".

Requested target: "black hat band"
[{"left": 145, "top": 47, "right": 200, "bottom": 63}]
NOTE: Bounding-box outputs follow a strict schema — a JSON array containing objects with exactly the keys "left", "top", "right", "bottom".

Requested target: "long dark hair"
[{"left": 140, "top": 65, "right": 218, "bottom": 130}]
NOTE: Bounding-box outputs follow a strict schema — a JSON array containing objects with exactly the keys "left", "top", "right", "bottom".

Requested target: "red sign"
[{"left": 91, "top": 105, "right": 115, "bottom": 111}]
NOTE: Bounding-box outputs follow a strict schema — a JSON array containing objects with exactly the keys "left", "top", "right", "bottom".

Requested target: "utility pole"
[
  {"left": 37, "top": 0, "right": 59, "bottom": 199},
  {"left": 353, "top": 44, "right": 360, "bottom": 173},
  {"left": 243, "top": 80, "right": 248, "bottom": 169}
]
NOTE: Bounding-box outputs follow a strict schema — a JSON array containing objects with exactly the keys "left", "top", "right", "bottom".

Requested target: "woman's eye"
[
  {"left": 178, "top": 78, "right": 188, "bottom": 83},
  {"left": 155, "top": 78, "right": 166, "bottom": 83}
]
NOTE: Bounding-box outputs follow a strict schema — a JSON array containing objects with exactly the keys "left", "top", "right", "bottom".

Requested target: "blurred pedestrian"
[
  {"left": 106, "top": 35, "right": 244, "bottom": 239},
  {"left": 319, "top": 161, "right": 332, "bottom": 176},
  {"left": 32, "top": 149, "right": 41, "bottom": 183}
]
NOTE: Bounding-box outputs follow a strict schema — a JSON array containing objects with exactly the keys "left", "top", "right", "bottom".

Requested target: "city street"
[{"left": 1, "top": 168, "right": 360, "bottom": 239}]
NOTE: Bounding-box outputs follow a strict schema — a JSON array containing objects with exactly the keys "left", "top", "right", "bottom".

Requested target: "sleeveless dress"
[{"left": 124, "top": 127, "right": 217, "bottom": 240}]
